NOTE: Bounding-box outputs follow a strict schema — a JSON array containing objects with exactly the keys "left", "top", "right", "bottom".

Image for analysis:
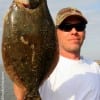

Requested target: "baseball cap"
[{"left": 56, "top": 7, "right": 88, "bottom": 26}]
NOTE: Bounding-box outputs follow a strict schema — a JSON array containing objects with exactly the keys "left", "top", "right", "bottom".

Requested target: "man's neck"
[{"left": 60, "top": 50, "right": 80, "bottom": 60}]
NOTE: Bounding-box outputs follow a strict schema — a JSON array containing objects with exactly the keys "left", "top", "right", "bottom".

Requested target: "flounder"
[{"left": 2, "top": 0, "right": 58, "bottom": 99}]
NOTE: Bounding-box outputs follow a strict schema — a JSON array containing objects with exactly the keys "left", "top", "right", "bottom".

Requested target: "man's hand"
[{"left": 13, "top": 83, "right": 26, "bottom": 100}]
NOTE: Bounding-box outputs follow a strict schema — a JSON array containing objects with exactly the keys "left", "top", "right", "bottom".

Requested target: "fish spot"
[{"left": 20, "top": 36, "right": 29, "bottom": 45}]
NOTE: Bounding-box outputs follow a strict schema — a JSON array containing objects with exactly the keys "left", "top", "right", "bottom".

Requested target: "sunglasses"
[{"left": 57, "top": 22, "right": 86, "bottom": 32}]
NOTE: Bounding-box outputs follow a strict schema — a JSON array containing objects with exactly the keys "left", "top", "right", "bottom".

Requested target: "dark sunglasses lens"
[
  {"left": 75, "top": 23, "right": 86, "bottom": 31},
  {"left": 58, "top": 23, "right": 73, "bottom": 31},
  {"left": 58, "top": 23, "right": 86, "bottom": 32}
]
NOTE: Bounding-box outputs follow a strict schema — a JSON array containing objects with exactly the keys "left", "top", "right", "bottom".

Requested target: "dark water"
[{"left": 0, "top": 65, "right": 16, "bottom": 100}]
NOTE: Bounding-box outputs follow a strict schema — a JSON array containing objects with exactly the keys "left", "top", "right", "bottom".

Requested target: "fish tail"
[{"left": 24, "top": 91, "right": 41, "bottom": 100}]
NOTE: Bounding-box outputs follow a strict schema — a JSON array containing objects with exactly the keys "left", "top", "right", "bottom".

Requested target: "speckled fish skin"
[{"left": 2, "top": 0, "right": 57, "bottom": 99}]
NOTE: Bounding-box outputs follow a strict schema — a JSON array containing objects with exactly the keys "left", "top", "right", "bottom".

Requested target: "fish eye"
[{"left": 30, "top": 0, "right": 40, "bottom": 9}]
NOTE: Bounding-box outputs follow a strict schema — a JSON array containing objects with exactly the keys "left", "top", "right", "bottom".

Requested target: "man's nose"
[{"left": 70, "top": 27, "right": 78, "bottom": 34}]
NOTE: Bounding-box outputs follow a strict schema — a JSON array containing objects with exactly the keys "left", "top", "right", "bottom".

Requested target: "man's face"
[{"left": 57, "top": 17, "right": 86, "bottom": 54}]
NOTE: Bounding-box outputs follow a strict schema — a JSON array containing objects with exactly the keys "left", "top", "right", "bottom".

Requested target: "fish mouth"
[{"left": 15, "top": 0, "right": 40, "bottom": 9}]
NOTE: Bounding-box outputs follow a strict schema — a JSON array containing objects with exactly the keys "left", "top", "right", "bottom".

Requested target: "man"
[
  {"left": 39, "top": 7, "right": 100, "bottom": 100},
  {"left": 14, "top": 7, "right": 100, "bottom": 100}
]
